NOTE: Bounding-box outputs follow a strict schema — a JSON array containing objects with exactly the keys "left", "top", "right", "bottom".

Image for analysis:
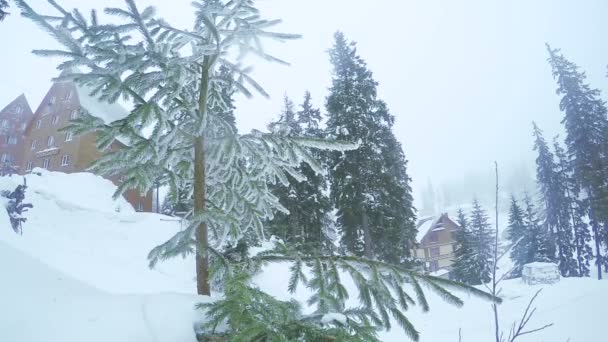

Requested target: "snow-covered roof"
[
  {"left": 416, "top": 216, "right": 439, "bottom": 243},
  {"left": 75, "top": 83, "right": 130, "bottom": 125}
]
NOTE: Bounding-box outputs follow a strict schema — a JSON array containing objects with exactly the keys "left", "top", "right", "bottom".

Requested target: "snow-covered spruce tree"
[
  {"left": 553, "top": 138, "right": 593, "bottom": 276},
  {"left": 521, "top": 194, "right": 554, "bottom": 264},
  {"left": 532, "top": 122, "right": 576, "bottom": 276},
  {"left": 467, "top": 199, "right": 493, "bottom": 285},
  {"left": 19, "top": 1, "right": 498, "bottom": 340},
  {"left": 451, "top": 208, "right": 476, "bottom": 284},
  {"left": 507, "top": 196, "right": 527, "bottom": 277},
  {"left": 266, "top": 93, "right": 334, "bottom": 252},
  {"left": 547, "top": 45, "right": 608, "bottom": 279},
  {"left": 326, "top": 32, "right": 417, "bottom": 264}
]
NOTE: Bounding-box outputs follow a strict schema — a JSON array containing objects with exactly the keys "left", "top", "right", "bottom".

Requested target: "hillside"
[{"left": 1, "top": 170, "right": 606, "bottom": 341}]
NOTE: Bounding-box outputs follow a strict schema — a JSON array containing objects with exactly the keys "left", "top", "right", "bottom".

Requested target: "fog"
[{"left": 2, "top": 0, "right": 608, "bottom": 206}]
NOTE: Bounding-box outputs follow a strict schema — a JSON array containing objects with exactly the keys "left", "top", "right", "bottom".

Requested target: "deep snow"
[{"left": 1, "top": 170, "right": 606, "bottom": 341}]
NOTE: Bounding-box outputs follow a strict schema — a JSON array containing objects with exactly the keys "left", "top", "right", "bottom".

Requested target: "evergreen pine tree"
[
  {"left": 507, "top": 196, "right": 527, "bottom": 277},
  {"left": 467, "top": 199, "right": 493, "bottom": 285},
  {"left": 296, "top": 92, "right": 335, "bottom": 251},
  {"left": 451, "top": 208, "right": 475, "bottom": 283},
  {"left": 521, "top": 194, "right": 554, "bottom": 264},
  {"left": 553, "top": 138, "right": 593, "bottom": 276},
  {"left": 532, "top": 122, "right": 577, "bottom": 276},
  {"left": 266, "top": 94, "right": 334, "bottom": 252},
  {"left": 325, "top": 32, "right": 417, "bottom": 264},
  {"left": 547, "top": 45, "right": 608, "bottom": 279}
]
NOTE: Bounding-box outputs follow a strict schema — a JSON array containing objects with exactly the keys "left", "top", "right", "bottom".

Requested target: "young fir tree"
[
  {"left": 467, "top": 199, "right": 493, "bottom": 285},
  {"left": 162, "top": 65, "right": 236, "bottom": 217},
  {"left": 19, "top": 1, "right": 498, "bottom": 340},
  {"left": 507, "top": 196, "right": 527, "bottom": 277},
  {"left": 547, "top": 44, "right": 608, "bottom": 279},
  {"left": 266, "top": 94, "right": 333, "bottom": 252},
  {"left": 532, "top": 122, "right": 576, "bottom": 276},
  {"left": 553, "top": 138, "right": 593, "bottom": 276},
  {"left": 451, "top": 208, "right": 476, "bottom": 284},
  {"left": 325, "top": 32, "right": 417, "bottom": 264}
]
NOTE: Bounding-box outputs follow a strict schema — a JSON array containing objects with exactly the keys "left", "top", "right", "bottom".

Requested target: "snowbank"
[
  {"left": 1, "top": 170, "right": 606, "bottom": 342},
  {"left": 0, "top": 240, "right": 202, "bottom": 342}
]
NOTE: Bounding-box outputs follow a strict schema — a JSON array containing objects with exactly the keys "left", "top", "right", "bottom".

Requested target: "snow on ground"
[
  {"left": 0, "top": 240, "right": 202, "bottom": 342},
  {"left": 1, "top": 170, "right": 607, "bottom": 341}
]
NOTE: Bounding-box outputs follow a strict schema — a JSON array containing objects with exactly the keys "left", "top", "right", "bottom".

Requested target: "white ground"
[{"left": 1, "top": 170, "right": 606, "bottom": 341}]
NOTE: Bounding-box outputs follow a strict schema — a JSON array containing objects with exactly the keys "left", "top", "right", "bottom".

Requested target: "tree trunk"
[
  {"left": 194, "top": 137, "right": 210, "bottom": 295},
  {"left": 362, "top": 209, "right": 372, "bottom": 258},
  {"left": 589, "top": 209, "right": 603, "bottom": 280},
  {"left": 195, "top": 56, "right": 213, "bottom": 296},
  {"left": 592, "top": 223, "right": 603, "bottom": 280}
]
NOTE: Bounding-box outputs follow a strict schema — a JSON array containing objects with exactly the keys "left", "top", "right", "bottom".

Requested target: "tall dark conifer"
[
  {"left": 547, "top": 45, "right": 608, "bottom": 279},
  {"left": 325, "top": 32, "right": 416, "bottom": 263},
  {"left": 451, "top": 209, "right": 475, "bottom": 283},
  {"left": 553, "top": 138, "right": 593, "bottom": 276},
  {"left": 267, "top": 94, "right": 333, "bottom": 252},
  {"left": 467, "top": 199, "right": 493, "bottom": 285},
  {"left": 521, "top": 194, "right": 554, "bottom": 264},
  {"left": 507, "top": 196, "right": 527, "bottom": 277},
  {"left": 532, "top": 122, "right": 578, "bottom": 276}
]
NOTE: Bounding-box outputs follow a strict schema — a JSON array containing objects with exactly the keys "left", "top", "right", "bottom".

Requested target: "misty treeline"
[
  {"left": 17, "top": 0, "right": 499, "bottom": 341},
  {"left": 451, "top": 44, "right": 608, "bottom": 284},
  {"left": 526, "top": 45, "right": 608, "bottom": 281}
]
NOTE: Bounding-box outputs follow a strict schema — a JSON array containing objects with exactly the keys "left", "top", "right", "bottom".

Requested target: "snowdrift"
[{"left": 1, "top": 170, "right": 606, "bottom": 341}]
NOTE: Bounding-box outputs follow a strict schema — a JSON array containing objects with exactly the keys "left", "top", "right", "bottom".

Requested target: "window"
[
  {"left": 137, "top": 200, "right": 144, "bottom": 212},
  {"left": 31, "top": 140, "right": 38, "bottom": 150},
  {"left": 430, "top": 247, "right": 440, "bottom": 258},
  {"left": 36, "top": 120, "right": 42, "bottom": 129},
  {"left": 6, "top": 136, "right": 17, "bottom": 145},
  {"left": 1, "top": 120, "right": 8, "bottom": 128},
  {"left": 61, "top": 155, "right": 71, "bottom": 166},
  {"left": 70, "top": 109, "right": 79, "bottom": 120},
  {"left": 47, "top": 135, "right": 55, "bottom": 147},
  {"left": 65, "top": 131, "right": 74, "bottom": 142},
  {"left": 26, "top": 161, "right": 33, "bottom": 171},
  {"left": 430, "top": 260, "right": 439, "bottom": 272},
  {"left": 15, "top": 105, "right": 22, "bottom": 114},
  {"left": 1, "top": 154, "right": 9, "bottom": 163},
  {"left": 49, "top": 96, "right": 56, "bottom": 105},
  {"left": 42, "top": 158, "right": 50, "bottom": 169},
  {"left": 65, "top": 90, "right": 73, "bottom": 101},
  {"left": 21, "top": 122, "right": 27, "bottom": 131},
  {"left": 52, "top": 115, "right": 59, "bottom": 125}
]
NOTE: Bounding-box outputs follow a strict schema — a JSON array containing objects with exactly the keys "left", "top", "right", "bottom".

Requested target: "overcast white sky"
[{"left": 2, "top": 0, "right": 608, "bottom": 202}]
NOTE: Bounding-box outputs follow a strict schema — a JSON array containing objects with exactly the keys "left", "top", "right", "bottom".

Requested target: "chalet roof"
[
  {"left": 416, "top": 216, "right": 440, "bottom": 243},
  {"left": 415, "top": 213, "right": 460, "bottom": 243}
]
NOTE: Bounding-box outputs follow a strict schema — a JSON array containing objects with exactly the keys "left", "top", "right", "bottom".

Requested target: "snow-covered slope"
[
  {"left": 1, "top": 170, "right": 606, "bottom": 341},
  {"left": 0, "top": 240, "right": 201, "bottom": 342}
]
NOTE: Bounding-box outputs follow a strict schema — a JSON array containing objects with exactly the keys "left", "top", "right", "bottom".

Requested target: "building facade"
[
  {"left": 0, "top": 95, "right": 34, "bottom": 174},
  {"left": 0, "top": 78, "right": 153, "bottom": 212},
  {"left": 413, "top": 213, "right": 461, "bottom": 277}
]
